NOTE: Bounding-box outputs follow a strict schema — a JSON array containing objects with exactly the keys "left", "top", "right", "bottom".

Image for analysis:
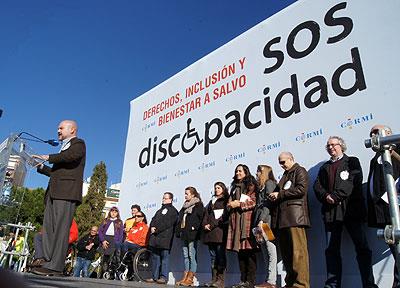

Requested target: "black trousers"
[
  {"left": 238, "top": 249, "right": 257, "bottom": 285},
  {"left": 325, "top": 220, "right": 376, "bottom": 288},
  {"left": 42, "top": 197, "right": 76, "bottom": 272}
]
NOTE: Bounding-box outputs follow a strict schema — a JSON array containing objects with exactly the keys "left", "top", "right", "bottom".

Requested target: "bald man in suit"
[{"left": 32, "top": 120, "right": 86, "bottom": 276}]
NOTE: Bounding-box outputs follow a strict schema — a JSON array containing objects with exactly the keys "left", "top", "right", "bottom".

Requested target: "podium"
[
  {"left": 0, "top": 134, "right": 38, "bottom": 271},
  {"left": 0, "top": 133, "right": 38, "bottom": 206}
]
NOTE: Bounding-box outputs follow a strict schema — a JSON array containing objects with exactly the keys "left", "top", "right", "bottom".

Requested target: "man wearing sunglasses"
[
  {"left": 314, "top": 136, "right": 378, "bottom": 288},
  {"left": 268, "top": 152, "right": 310, "bottom": 288},
  {"left": 367, "top": 125, "right": 400, "bottom": 288}
]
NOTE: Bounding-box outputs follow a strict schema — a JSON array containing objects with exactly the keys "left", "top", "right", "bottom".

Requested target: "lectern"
[{"left": 0, "top": 133, "right": 38, "bottom": 206}]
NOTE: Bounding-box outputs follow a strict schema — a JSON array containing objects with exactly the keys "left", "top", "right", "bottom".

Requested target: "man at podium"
[{"left": 32, "top": 120, "right": 86, "bottom": 276}]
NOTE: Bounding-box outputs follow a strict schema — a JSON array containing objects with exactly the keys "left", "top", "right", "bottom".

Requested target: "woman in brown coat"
[{"left": 226, "top": 164, "right": 257, "bottom": 288}]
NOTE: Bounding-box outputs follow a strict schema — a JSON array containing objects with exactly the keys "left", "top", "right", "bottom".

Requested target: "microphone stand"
[{"left": 16, "top": 132, "right": 59, "bottom": 147}]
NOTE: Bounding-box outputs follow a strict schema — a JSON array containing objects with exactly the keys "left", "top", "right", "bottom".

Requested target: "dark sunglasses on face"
[
  {"left": 134, "top": 215, "right": 143, "bottom": 218},
  {"left": 279, "top": 160, "right": 286, "bottom": 165}
]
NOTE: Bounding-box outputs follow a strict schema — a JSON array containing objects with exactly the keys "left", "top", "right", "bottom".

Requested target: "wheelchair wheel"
[
  {"left": 118, "top": 268, "right": 129, "bottom": 281},
  {"left": 132, "top": 248, "right": 152, "bottom": 281},
  {"left": 103, "top": 271, "right": 112, "bottom": 280}
]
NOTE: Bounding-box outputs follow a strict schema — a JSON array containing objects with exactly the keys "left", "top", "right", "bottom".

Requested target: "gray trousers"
[{"left": 42, "top": 197, "right": 76, "bottom": 272}]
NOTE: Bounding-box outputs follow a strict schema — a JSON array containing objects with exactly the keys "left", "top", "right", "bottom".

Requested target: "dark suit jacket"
[
  {"left": 314, "top": 154, "right": 366, "bottom": 223},
  {"left": 367, "top": 149, "right": 400, "bottom": 228},
  {"left": 38, "top": 137, "right": 86, "bottom": 204}
]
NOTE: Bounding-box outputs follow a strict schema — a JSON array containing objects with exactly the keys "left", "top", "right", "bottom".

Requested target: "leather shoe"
[
  {"left": 145, "top": 278, "right": 155, "bottom": 283},
  {"left": 31, "top": 258, "right": 46, "bottom": 267},
  {"left": 31, "top": 267, "right": 62, "bottom": 276}
]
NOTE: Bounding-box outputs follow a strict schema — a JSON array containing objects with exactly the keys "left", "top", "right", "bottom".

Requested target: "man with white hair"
[
  {"left": 314, "top": 136, "right": 377, "bottom": 288},
  {"left": 367, "top": 125, "right": 400, "bottom": 288},
  {"left": 32, "top": 120, "right": 86, "bottom": 276}
]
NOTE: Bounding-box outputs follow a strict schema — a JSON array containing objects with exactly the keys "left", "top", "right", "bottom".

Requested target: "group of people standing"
[
  {"left": 29, "top": 119, "right": 399, "bottom": 288},
  {"left": 156, "top": 124, "right": 399, "bottom": 288}
]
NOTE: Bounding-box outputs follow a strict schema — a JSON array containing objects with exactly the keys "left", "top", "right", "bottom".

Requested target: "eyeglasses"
[
  {"left": 134, "top": 215, "right": 144, "bottom": 218},
  {"left": 326, "top": 143, "right": 340, "bottom": 148},
  {"left": 279, "top": 160, "right": 286, "bottom": 165}
]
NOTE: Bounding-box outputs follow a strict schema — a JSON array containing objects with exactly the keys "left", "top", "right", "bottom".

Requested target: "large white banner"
[{"left": 120, "top": 0, "right": 399, "bottom": 286}]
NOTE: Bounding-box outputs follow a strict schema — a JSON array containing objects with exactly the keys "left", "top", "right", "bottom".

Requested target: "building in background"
[
  {"left": 103, "top": 183, "right": 120, "bottom": 214},
  {"left": 81, "top": 178, "right": 120, "bottom": 215}
]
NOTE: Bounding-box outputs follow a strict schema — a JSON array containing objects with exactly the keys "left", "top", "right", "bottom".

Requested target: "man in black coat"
[
  {"left": 73, "top": 226, "right": 100, "bottom": 277},
  {"left": 32, "top": 120, "right": 86, "bottom": 276},
  {"left": 314, "top": 136, "right": 377, "bottom": 288},
  {"left": 146, "top": 192, "right": 178, "bottom": 284},
  {"left": 367, "top": 125, "right": 400, "bottom": 288}
]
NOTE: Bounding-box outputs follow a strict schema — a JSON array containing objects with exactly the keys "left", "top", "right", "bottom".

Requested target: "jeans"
[
  {"left": 122, "top": 241, "right": 142, "bottom": 254},
  {"left": 73, "top": 257, "right": 91, "bottom": 277},
  {"left": 260, "top": 240, "right": 277, "bottom": 284},
  {"left": 208, "top": 243, "right": 226, "bottom": 269},
  {"left": 325, "top": 221, "right": 376, "bottom": 288},
  {"left": 151, "top": 248, "right": 170, "bottom": 280},
  {"left": 182, "top": 240, "right": 197, "bottom": 272}
]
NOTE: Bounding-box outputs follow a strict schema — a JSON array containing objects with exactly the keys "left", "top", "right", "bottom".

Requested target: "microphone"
[
  {"left": 17, "top": 132, "right": 59, "bottom": 147},
  {"left": 45, "top": 139, "right": 59, "bottom": 147}
]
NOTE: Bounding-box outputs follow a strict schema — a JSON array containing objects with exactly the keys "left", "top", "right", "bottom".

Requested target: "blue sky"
[{"left": 0, "top": 0, "right": 296, "bottom": 189}]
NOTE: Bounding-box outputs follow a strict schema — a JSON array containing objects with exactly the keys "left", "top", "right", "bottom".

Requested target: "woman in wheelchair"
[
  {"left": 105, "top": 211, "right": 150, "bottom": 281},
  {"left": 98, "top": 207, "right": 124, "bottom": 279},
  {"left": 122, "top": 212, "right": 149, "bottom": 254}
]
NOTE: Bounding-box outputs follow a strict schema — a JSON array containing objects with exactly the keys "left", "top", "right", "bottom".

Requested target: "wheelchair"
[{"left": 102, "top": 247, "right": 152, "bottom": 282}]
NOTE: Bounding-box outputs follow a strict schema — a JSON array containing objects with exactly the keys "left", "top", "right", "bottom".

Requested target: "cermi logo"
[
  {"left": 198, "top": 161, "right": 216, "bottom": 172},
  {"left": 174, "top": 168, "right": 190, "bottom": 178},
  {"left": 340, "top": 113, "right": 373, "bottom": 129},
  {"left": 135, "top": 180, "right": 148, "bottom": 189},
  {"left": 153, "top": 175, "right": 167, "bottom": 184},
  {"left": 295, "top": 128, "right": 323, "bottom": 143},
  {"left": 257, "top": 141, "right": 281, "bottom": 154},
  {"left": 225, "top": 152, "right": 246, "bottom": 164}
]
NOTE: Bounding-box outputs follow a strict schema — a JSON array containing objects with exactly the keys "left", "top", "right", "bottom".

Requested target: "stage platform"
[{"left": 22, "top": 274, "right": 170, "bottom": 288}]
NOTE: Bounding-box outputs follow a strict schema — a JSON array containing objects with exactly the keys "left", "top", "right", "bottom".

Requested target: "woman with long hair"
[
  {"left": 227, "top": 164, "right": 258, "bottom": 288},
  {"left": 98, "top": 206, "right": 124, "bottom": 278},
  {"left": 175, "top": 186, "right": 204, "bottom": 286},
  {"left": 254, "top": 165, "right": 278, "bottom": 288},
  {"left": 202, "top": 182, "right": 229, "bottom": 288}
]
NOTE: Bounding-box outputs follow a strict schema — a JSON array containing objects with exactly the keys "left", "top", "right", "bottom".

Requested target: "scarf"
[
  {"left": 181, "top": 197, "right": 200, "bottom": 228},
  {"left": 231, "top": 182, "right": 250, "bottom": 251}
]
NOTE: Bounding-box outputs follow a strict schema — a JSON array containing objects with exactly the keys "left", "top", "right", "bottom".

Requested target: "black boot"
[{"left": 205, "top": 267, "right": 217, "bottom": 287}]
